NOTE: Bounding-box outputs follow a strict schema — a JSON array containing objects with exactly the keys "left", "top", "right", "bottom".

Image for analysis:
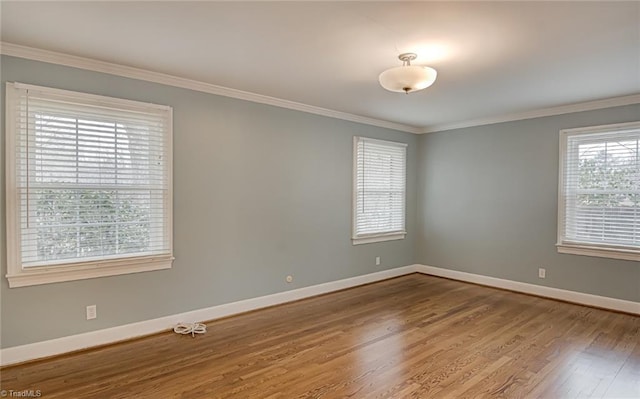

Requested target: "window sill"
[
  {"left": 557, "top": 243, "right": 640, "bottom": 261},
  {"left": 352, "top": 232, "right": 406, "bottom": 245},
  {"left": 6, "top": 255, "right": 174, "bottom": 288}
]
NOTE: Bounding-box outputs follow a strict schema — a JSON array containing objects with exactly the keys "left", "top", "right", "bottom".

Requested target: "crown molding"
[
  {"left": 420, "top": 94, "right": 640, "bottom": 134},
  {"left": 2, "top": 42, "right": 637, "bottom": 136},
  {"left": 0, "top": 42, "right": 421, "bottom": 134}
]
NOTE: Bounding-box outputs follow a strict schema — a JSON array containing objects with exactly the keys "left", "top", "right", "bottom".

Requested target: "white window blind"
[
  {"left": 6, "top": 82, "right": 173, "bottom": 286},
  {"left": 353, "top": 136, "right": 407, "bottom": 245},
  {"left": 558, "top": 121, "right": 640, "bottom": 260}
]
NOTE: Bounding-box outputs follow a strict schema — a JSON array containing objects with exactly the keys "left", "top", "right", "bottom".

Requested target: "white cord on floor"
[{"left": 173, "top": 322, "right": 207, "bottom": 337}]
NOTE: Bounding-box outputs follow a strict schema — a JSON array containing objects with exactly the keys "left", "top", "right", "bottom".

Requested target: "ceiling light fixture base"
[{"left": 398, "top": 53, "right": 417, "bottom": 65}]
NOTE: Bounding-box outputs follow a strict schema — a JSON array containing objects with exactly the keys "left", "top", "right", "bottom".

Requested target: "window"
[
  {"left": 557, "top": 121, "right": 640, "bottom": 261},
  {"left": 352, "top": 136, "right": 407, "bottom": 245},
  {"left": 5, "top": 83, "right": 173, "bottom": 287}
]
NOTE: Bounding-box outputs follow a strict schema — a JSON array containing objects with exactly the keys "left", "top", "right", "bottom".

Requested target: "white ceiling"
[{"left": 1, "top": 1, "right": 639, "bottom": 132}]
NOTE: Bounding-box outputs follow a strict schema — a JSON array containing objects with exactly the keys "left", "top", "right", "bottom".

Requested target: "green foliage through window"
[{"left": 34, "top": 189, "right": 151, "bottom": 261}]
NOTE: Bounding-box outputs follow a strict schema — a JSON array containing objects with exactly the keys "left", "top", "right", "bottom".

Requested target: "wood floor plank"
[{"left": 1, "top": 274, "right": 639, "bottom": 398}]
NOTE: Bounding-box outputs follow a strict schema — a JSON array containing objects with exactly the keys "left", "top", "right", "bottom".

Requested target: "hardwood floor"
[{"left": 1, "top": 274, "right": 639, "bottom": 398}]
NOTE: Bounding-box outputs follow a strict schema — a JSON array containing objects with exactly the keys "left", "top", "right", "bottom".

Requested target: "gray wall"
[
  {"left": 1, "top": 53, "right": 638, "bottom": 350},
  {"left": 416, "top": 104, "right": 640, "bottom": 302},
  {"left": 0, "top": 55, "right": 418, "bottom": 348}
]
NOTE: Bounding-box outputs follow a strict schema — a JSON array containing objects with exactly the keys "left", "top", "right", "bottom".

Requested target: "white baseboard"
[
  {"left": 3, "top": 263, "right": 637, "bottom": 366},
  {"left": 415, "top": 264, "right": 640, "bottom": 315},
  {"left": 0, "top": 265, "right": 417, "bottom": 367}
]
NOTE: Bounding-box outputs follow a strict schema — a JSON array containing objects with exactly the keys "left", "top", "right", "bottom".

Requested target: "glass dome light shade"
[{"left": 378, "top": 65, "right": 437, "bottom": 93}]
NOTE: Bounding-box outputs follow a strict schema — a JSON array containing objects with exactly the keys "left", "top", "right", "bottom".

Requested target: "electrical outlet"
[
  {"left": 286, "top": 275, "right": 293, "bottom": 283},
  {"left": 375, "top": 256, "right": 381, "bottom": 266},
  {"left": 86, "top": 305, "right": 97, "bottom": 320},
  {"left": 538, "top": 268, "right": 546, "bottom": 279}
]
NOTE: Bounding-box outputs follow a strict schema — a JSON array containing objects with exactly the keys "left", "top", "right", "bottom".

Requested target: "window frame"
[
  {"left": 5, "top": 82, "right": 174, "bottom": 287},
  {"left": 557, "top": 121, "right": 640, "bottom": 261},
  {"left": 352, "top": 136, "right": 407, "bottom": 245}
]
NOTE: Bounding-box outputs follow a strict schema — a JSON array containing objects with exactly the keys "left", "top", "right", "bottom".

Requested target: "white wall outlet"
[
  {"left": 375, "top": 256, "right": 381, "bottom": 266},
  {"left": 86, "top": 305, "right": 97, "bottom": 320},
  {"left": 286, "top": 275, "right": 293, "bottom": 283},
  {"left": 538, "top": 268, "right": 546, "bottom": 279}
]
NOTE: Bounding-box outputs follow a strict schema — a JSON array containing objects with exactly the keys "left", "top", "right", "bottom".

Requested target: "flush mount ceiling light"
[{"left": 379, "top": 53, "right": 437, "bottom": 94}]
